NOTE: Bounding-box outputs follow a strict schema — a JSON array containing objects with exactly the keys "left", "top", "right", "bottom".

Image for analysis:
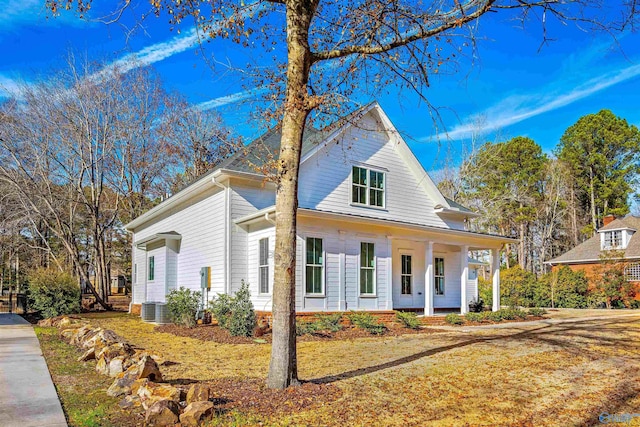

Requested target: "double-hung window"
[
  {"left": 306, "top": 237, "right": 324, "bottom": 294},
  {"left": 434, "top": 257, "right": 445, "bottom": 295},
  {"left": 259, "top": 238, "right": 269, "bottom": 294},
  {"left": 604, "top": 231, "right": 622, "bottom": 249},
  {"left": 401, "top": 254, "right": 412, "bottom": 295},
  {"left": 360, "top": 242, "right": 376, "bottom": 295},
  {"left": 148, "top": 256, "right": 155, "bottom": 281},
  {"left": 352, "top": 166, "right": 385, "bottom": 207}
]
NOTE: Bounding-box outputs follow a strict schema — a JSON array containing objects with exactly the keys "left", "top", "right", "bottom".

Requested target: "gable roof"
[
  {"left": 126, "top": 102, "right": 474, "bottom": 231},
  {"left": 547, "top": 215, "right": 640, "bottom": 264}
]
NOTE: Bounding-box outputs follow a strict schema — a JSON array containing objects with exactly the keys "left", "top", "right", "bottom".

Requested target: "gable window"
[
  {"left": 148, "top": 256, "right": 155, "bottom": 281},
  {"left": 259, "top": 238, "right": 269, "bottom": 294},
  {"left": 360, "top": 242, "right": 376, "bottom": 295},
  {"left": 401, "top": 254, "right": 412, "bottom": 295},
  {"left": 626, "top": 262, "right": 640, "bottom": 281},
  {"left": 352, "top": 166, "right": 385, "bottom": 207},
  {"left": 604, "top": 231, "right": 623, "bottom": 249},
  {"left": 434, "top": 257, "right": 445, "bottom": 295},
  {"left": 306, "top": 237, "right": 324, "bottom": 294}
]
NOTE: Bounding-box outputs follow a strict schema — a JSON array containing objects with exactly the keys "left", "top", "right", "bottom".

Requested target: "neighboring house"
[
  {"left": 547, "top": 215, "right": 640, "bottom": 295},
  {"left": 125, "top": 103, "right": 515, "bottom": 317}
]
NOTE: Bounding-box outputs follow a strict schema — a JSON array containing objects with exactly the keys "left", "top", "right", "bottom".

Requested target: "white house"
[{"left": 125, "top": 103, "right": 515, "bottom": 316}]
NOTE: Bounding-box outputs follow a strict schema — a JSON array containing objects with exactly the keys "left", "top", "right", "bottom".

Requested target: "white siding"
[
  {"left": 229, "top": 183, "right": 276, "bottom": 293},
  {"left": 246, "top": 226, "right": 275, "bottom": 311},
  {"left": 433, "top": 250, "right": 462, "bottom": 309},
  {"left": 299, "top": 111, "right": 463, "bottom": 230},
  {"left": 132, "top": 186, "right": 226, "bottom": 302},
  {"left": 132, "top": 246, "right": 147, "bottom": 304}
]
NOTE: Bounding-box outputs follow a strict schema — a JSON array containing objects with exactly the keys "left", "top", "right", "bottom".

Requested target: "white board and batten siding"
[
  {"left": 433, "top": 250, "right": 462, "bottom": 309},
  {"left": 131, "top": 187, "right": 226, "bottom": 304},
  {"left": 298, "top": 111, "right": 465, "bottom": 231},
  {"left": 230, "top": 182, "right": 276, "bottom": 294}
]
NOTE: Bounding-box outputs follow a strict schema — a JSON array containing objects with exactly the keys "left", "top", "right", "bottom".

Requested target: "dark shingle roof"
[{"left": 548, "top": 215, "right": 640, "bottom": 263}]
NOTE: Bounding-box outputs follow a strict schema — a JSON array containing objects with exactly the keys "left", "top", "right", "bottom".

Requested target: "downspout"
[{"left": 212, "top": 174, "right": 230, "bottom": 295}]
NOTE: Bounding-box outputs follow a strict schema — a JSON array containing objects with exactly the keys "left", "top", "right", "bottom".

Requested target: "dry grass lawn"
[{"left": 82, "top": 311, "right": 640, "bottom": 426}]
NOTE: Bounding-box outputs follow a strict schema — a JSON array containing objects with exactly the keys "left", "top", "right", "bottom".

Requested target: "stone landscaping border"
[{"left": 39, "top": 315, "right": 216, "bottom": 427}]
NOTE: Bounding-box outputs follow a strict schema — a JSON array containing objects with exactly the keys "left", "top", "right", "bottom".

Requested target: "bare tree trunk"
[
  {"left": 589, "top": 165, "right": 597, "bottom": 233},
  {"left": 267, "top": 0, "right": 317, "bottom": 390}
]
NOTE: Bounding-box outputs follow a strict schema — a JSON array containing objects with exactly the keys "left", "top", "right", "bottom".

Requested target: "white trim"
[
  {"left": 258, "top": 237, "right": 270, "bottom": 295},
  {"left": 400, "top": 252, "right": 413, "bottom": 296},
  {"left": 303, "top": 236, "right": 326, "bottom": 297},
  {"left": 359, "top": 241, "right": 377, "bottom": 296},
  {"left": 434, "top": 255, "right": 445, "bottom": 296},
  {"left": 351, "top": 165, "right": 386, "bottom": 209}
]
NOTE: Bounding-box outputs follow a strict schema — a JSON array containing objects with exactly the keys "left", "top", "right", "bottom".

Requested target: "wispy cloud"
[
  {"left": 0, "top": 74, "right": 25, "bottom": 99},
  {"left": 196, "top": 88, "right": 265, "bottom": 111},
  {"left": 0, "top": 0, "right": 91, "bottom": 29},
  {"left": 428, "top": 57, "right": 640, "bottom": 142}
]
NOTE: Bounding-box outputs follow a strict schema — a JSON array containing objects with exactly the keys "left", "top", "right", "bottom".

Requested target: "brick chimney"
[{"left": 603, "top": 214, "right": 616, "bottom": 227}]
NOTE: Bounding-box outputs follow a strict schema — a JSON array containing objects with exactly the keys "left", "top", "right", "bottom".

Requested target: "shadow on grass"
[{"left": 309, "top": 316, "right": 640, "bottom": 385}]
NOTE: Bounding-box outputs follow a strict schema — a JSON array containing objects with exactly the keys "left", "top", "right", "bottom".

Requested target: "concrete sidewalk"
[{"left": 0, "top": 314, "right": 67, "bottom": 427}]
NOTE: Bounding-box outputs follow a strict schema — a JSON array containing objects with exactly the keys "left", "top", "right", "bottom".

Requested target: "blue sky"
[{"left": 2, "top": 1, "right": 640, "bottom": 173}]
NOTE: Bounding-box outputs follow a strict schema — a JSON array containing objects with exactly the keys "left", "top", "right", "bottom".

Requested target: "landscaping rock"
[
  {"left": 96, "top": 342, "right": 134, "bottom": 363},
  {"left": 83, "top": 329, "right": 120, "bottom": 350},
  {"left": 57, "top": 316, "right": 73, "bottom": 328},
  {"left": 77, "top": 347, "right": 95, "bottom": 362},
  {"left": 96, "top": 356, "right": 110, "bottom": 376},
  {"left": 145, "top": 399, "right": 180, "bottom": 427},
  {"left": 179, "top": 401, "right": 215, "bottom": 427},
  {"left": 71, "top": 325, "right": 95, "bottom": 346},
  {"left": 106, "top": 355, "right": 163, "bottom": 397},
  {"left": 60, "top": 328, "right": 77, "bottom": 342},
  {"left": 37, "top": 318, "right": 54, "bottom": 327},
  {"left": 108, "top": 356, "right": 125, "bottom": 377},
  {"left": 136, "top": 381, "right": 180, "bottom": 410},
  {"left": 186, "top": 383, "right": 212, "bottom": 405},
  {"left": 118, "top": 394, "right": 141, "bottom": 410}
]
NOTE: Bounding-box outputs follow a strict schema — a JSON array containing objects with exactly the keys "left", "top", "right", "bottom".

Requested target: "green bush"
[
  {"left": 538, "top": 266, "right": 589, "bottom": 308},
  {"left": 347, "top": 311, "right": 387, "bottom": 335},
  {"left": 500, "top": 266, "right": 538, "bottom": 307},
  {"left": 478, "top": 277, "right": 493, "bottom": 309},
  {"left": 395, "top": 311, "right": 421, "bottom": 329},
  {"left": 484, "top": 311, "right": 503, "bottom": 322},
  {"left": 166, "top": 287, "right": 201, "bottom": 328},
  {"left": 315, "top": 313, "right": 343, "bottom": 332},
  {"left": 209, "top": 281, "right": 256, "bottom": 337},
  {"left": 464, "top": 312, "right": 482, "bottom": 322},
  {"left": 296, "top": 321, "right": 320, "bottom": 336},
  {"left": 445, "top": 313, "right": 464, "bottom": 325},
  {"left": 28, "top": 268, "right": 80, "bottom": 318},
  {"left": 528, "top": 307, "right": 547, "bottom": 316}
]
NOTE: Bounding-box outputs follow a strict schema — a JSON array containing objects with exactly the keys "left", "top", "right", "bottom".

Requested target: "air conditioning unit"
[
  {"left": 141, "top": 302, "right": 156, "bottom": 322},
  {"left": 155, "top": 302, "right": 171, "bottom": 324}
]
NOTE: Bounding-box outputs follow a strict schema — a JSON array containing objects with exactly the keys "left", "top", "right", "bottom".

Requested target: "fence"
[{"left": 0, "top": 292, "right": 28, "bottom": 314}]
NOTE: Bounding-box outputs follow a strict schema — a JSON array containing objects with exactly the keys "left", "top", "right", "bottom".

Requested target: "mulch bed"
[
  {"left": 460, "top": 315, "right": 547, "bottom": 327},
  {"left": 175, "top": 377, "right": 341, "bottom": 419},
  {"left": 154, "top": 322, "right": 442, "bottom": 345}
]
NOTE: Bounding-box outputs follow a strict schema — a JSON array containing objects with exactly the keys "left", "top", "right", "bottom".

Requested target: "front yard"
[{"left": 40, "top": 310, "right": 640, "bottom": 426}]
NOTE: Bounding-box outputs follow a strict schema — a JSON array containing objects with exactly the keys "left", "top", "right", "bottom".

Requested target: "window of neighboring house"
[
  {"left": 434, "top": 257, "right": 445, "bottom": 295},
  {"left": 352, "top": 166, "right": 385, "bottom": 207},
  {"left": 360, "top": 242, "right": 376, "bottom": 295},
  {"left": 148, "top": 256, "right": 155, "bottom": 281},
  {"left": 604, "top": 230, "right": 623, "bottom": 248},
  {"left": 259, "top": 238, "right": 269, "bottom": 294},
  {"left": 306, "top": 237, "right": 324, "bottom": 295},
  {"left": 625, "top": 262, "right": 640, "bottom": 281},
  {"left": 401, "top": 254, "right": 412, "bottom": 295},
  {"left": 134, "top": 264, "right": 137, "bottom": 284}
]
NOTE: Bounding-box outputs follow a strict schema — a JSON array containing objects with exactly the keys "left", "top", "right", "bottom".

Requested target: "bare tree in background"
[{"left": 49, "top": 0, "right": 639, "bottom": 388}]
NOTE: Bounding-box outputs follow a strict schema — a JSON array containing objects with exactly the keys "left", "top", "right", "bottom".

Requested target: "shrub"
[
  {"left": 484, "top": 311, "right": 503, "bottom": 322},
  {"left": 166, "top": 287, "right": 201, "bottom": 328},
  {"left": 528, "top": 307, "right": 547, "bottom": 316},
  {"left": 296, "top": 321, "right": 320, "bottom": 336},
  {"left": 315, "top": 313, "right": 343, "bottom": 332},
  {"left": 395, "top": 311, "right": 421, "bottom": 329},
  {"left": 501, "top": 266, "right": 538, "bottom": 308},
  {"left": 209, "top": 293, "right": 233, "bottom": 329},
  {"left": 538, "top": 266, "right": 589, "bottom": 308},
  {"left": 445, "top": 313, "right": 464, "bottom": 325},
  {"left": 28, "top": 268, "right": 80, "bottom": 318},
  {"left": 464, "top": 312, "right": 482, "bottom": 322},
  {"left": 478, "top": 277, "right": 493, "bottom": 309},
  {"left": 347, "top": 311, "right": 387, "bottom": 335},
  {"left": 468, "top": 297, "right": 485, "bottom": 313},
  {"left": 209, "top": 281, "right": 256, "bottom": 337},
  {"left": 500, "top": 309, "right": 516, "bottom": 320}
]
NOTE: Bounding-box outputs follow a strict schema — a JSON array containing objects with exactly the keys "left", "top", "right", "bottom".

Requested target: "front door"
[{"left": 392, "top": 249, "right": 424, "bottom": 309}]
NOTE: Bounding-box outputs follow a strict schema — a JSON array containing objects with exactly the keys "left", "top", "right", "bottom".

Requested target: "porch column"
[
  {"left": 424, "top": 241, "right": 434, "bottom": 316},
  {"left": 492, "top": 248, "right": 501, "bottom": 311},
  {"left": 460, "top": 245, "right": 469, "bottom": 314}
]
